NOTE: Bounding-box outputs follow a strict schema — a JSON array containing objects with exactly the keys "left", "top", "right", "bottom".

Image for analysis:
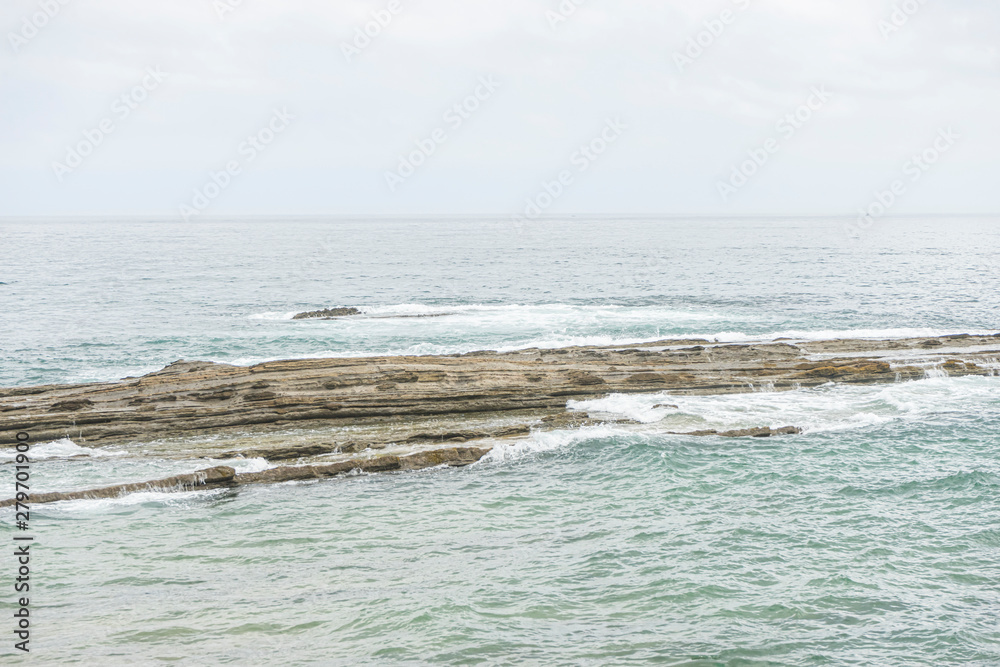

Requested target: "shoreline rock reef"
[{"left": 1, "top": 333, "right": 998, "bottom": 503}]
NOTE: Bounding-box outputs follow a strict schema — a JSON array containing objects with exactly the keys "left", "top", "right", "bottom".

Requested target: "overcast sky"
[{"left": 1, "top": 0, "right": 997, "bottom": 218}]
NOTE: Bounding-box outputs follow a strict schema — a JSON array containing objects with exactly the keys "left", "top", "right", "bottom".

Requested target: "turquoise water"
[{"left": 1, "top": 217, "right": 999, "bottom": 664}]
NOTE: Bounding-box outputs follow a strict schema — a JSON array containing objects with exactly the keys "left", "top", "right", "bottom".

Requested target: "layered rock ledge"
[
  {"left": 2, "top": 333, "right": 998, "bottom": 448},
  {"left": 2, "top": 333, "right": 997, "bottom": 504},
  {"left": 0, "top": 446, "right": 492, "bottom": 508}
]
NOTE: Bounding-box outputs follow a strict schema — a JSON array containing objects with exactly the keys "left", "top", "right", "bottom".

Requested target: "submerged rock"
[
  {"left": 293, "top": 307, "right": 361, "bottom": 320},
  {"left": 671, "top": 426, "right": 802, "bottom": 438},
  {"left": 0, "top": 466, "right": 236, "bottom": 507},
  {"left": 0, "top": 447, "right": 492, "bottom": 506}
]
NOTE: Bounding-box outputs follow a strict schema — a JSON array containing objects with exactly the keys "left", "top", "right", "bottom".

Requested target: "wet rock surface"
[
  {"left": 0, "top": 466, "right": 236, "bottom": 508},
  {"left": 1, "top": 334, "right": 997, "bottom": 448},
  {"left": 1, "top": 447, "right": 492, "bottom": 507},
  {"left": 2, "top": 333, "right": 997, "bottom": 505}
]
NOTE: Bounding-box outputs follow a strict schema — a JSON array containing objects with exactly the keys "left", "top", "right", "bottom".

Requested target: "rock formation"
[
  {"left": 292, "top": 307, "right": 361, "bottom": 319},
  {"left": 2, "top": 333, "right": 996, "bottom": 448},
  {"left": 1, "top": 333, "right": 997, "bottom": 504},
  {"left": 0, "top": 466, "right": 237, "bottom": 507},
  {"left": 0, "top": 447, "right": 492, "bottom": 507}
]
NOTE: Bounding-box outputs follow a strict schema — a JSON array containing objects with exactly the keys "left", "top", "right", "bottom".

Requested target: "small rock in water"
[
  {"left": 293, "top": 307, "right": 361, "bottom": 320},
  {"left": 670, "top": 426, "right": 802, "bottom": 438}
]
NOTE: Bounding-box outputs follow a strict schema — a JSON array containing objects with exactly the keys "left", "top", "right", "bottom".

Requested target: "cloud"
[{"left": 1, "top": 0, "right": 998, "bottom": 216}]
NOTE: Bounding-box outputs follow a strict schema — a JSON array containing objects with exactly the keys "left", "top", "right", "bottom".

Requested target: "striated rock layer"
[
  {"left": 2, "top": 334, "right": 998, "bottom": 505},
  {"left": 2, "top": 334, "right": 998, "bottom": 448},
  {"left": 0, "top": 446, "right": 494, "bottom": 508}
]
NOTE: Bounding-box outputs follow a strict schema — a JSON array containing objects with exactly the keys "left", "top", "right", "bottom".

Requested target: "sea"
[{"left": 1, "top": 216, "right": 998, "bottom": 665}]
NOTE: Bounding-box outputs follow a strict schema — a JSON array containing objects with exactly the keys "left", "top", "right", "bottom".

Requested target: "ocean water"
[
  {"left": 1, "top": 217, "right": 999, "bottom": 665},
  {"left": 1, "top": 216, "right": 997, "bottom": 387}
]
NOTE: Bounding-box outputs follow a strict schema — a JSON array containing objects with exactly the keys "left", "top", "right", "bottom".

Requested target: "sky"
[{"left": 1, "top": 0, "right": 998, "bottom": 218}]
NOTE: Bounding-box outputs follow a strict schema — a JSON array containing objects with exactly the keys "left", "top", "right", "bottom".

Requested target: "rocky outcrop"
[
  {"left": 1, "top": 334, "right": 997, "bottom": 447},
  {"left": 0, "top": 446, "right": 492, "bottom": 507},
  {"left": 292, "top": 307, "right": 361, "bottom": 319},
  {"left": 231, "top": 446, "right": 491, "bottom": 486},
  {"left": 2, "top": 332, "right": 996, "bottom": 505},
  {"left": 0, "top": 466, "right": 236, "bottom": 507}
]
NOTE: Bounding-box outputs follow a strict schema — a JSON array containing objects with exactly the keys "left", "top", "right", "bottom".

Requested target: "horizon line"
[{"left": 2, "top": 212, "right": 998, "bottom": 223}]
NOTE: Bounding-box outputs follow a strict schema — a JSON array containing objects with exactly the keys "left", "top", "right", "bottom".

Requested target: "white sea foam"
[
  {"left": 690, "top": 327, "right": 999, "bottom": 344},
  {"left": 248, "top": 311, "right": 299, "bottom": 321},
  {"left": 214, "top": 456, "right": 272, "bottom": 473},
  {"left": 249, "top": 302, "right": 740, "bottom": 328},
  {"left": 235, "top": 302, "right": 996, "bottom": 366},
  {"left": 360, "top": 303, "right": 457, "bottom": 317},
  {"left": 0, "top": 438, "right": 127, "bottom": 462},
  {"left": 272, "top": 303, "right": 736, "bottom": 322},
  {"left": 568, "top": 375, "right": 1000, "bottom": 436},
  {"left": 482, "top": 425, "right": 630, "bottom": 464},
  {"left": 46, "top": 489, "right": 226, "bottom": 512}
]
